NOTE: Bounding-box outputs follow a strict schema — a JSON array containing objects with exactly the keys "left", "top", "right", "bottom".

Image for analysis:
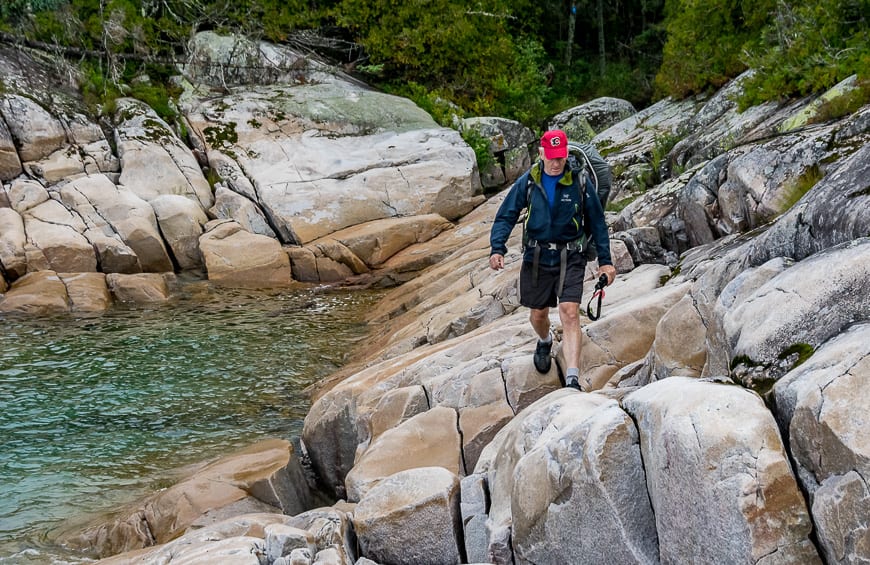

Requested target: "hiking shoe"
[
  {"left": 533, "top": 339, "right": 552, "bottom": 373},
  {"left": 565, "top": 377, "right": 582, "bottom": 391}
]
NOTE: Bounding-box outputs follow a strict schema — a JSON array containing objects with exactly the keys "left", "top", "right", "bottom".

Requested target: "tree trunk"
[
  {"left": 565, "top": 2, "right": 576, "bottom": 66},
  {"left": 597, "top": 0, "right": 606, "bottom": 76}
]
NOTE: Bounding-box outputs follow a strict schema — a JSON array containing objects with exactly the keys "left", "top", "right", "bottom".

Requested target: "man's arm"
[
  {"left": 584, "top": 181, "right": 616, "bottom": 284},
  {"left": 489, "top": 173, "right": 529, "bottom": 259}
]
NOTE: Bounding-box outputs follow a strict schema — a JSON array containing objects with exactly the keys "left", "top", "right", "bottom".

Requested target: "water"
[{"left": 0, "top": 281, "right": 381, "bottom": 563}]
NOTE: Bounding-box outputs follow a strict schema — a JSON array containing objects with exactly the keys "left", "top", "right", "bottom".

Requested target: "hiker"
[{"left": 489, "top": 129, "right": 615, "bottom": 391}]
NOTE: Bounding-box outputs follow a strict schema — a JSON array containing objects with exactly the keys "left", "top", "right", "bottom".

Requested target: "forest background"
[{"left": 0, "top": 0, "right": 868, "bottom": 154}]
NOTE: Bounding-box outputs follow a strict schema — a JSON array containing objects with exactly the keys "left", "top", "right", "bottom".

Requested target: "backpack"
[{"left": 521, "top": 141, "right": 612, "bottom": 254}]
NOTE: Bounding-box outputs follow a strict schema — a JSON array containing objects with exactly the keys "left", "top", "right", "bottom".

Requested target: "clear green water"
[{"left": 0, "top": 281, "right": 380, "bottom": 563}]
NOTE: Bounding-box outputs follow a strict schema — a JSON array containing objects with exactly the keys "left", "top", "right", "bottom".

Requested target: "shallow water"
[{"left": 0, "top": 281, "right": 380, "bottom": 563}]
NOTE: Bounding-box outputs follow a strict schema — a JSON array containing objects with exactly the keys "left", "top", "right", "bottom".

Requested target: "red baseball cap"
[{"left": 540, "top": 130, "right": 568, "bottom": 159}]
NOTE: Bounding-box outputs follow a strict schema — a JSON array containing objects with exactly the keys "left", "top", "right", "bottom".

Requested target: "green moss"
[
  {"left": 848, "top": 185, "right": 870, "bottom": 199},
  {"left": 248, "top": 118, "right": 262, "bottom": 129},
  {"left": 778, "top": 343, "right": 814, "bottom": 370},
  {"left": 659, "top": 264, "right": 682, "bottom": 286},
  {"left": 730, "top": 354, "right": 759, "bottom": 371},
  {"left": 203, "top": 122, "right": 239, "bottom": 148},
  {"left": 810, "top": 79, "right": 870, "bottom": 124},
  {"left": 205, "top": 167, "right": 222, "bottom": 189},
  {"left": 779, "top": 165, "right": 823, "bottom": 214},
  {"left": 606, "top": 195, "right": 638, "bottom": 213}
]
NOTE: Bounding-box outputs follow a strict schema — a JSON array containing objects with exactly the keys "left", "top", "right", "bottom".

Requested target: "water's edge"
[{"left": 0, "top": 281, "right": 384, "bottom": 563}]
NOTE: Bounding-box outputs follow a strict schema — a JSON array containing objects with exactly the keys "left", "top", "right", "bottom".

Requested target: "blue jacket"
[{"left": 489, "top": 161, "right": 612, "bottom": 267}]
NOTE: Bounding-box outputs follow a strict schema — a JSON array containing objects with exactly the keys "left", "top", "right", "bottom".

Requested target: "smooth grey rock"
[
  {"left": 550, "top": 96, "right": 637, "bottom": 135},
  {"left": 773, "top": 323, "right": 870, "bottom": 565},
  {"left": 353, "top": 467, "right": 462, "bottom": 565},
  {"left": 0, "top": 207, "right": 27, "bottom": 279},
  {"left": 210, "top": 184, "right": 277, "bottom": 238},
  {"left": 150, "top": 194, "right": 208, "bottom": 270},
  {"left": 477, "top": 390, "right": 658, "bottom": 565},
  {"left": 624, "top": 377, "right": 819, "bottom": 565},
  {"left": 724, "top": 239, "right": 870, "bottom": 380},
  {"left": 114, "top": 98, "right": 214, "bottom": 209},
  {"left": 265, "top": 523, "right": 316, "bottom": 562}
]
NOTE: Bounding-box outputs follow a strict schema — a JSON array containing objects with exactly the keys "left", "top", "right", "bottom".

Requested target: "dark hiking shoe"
[
  {"left": 533, "top": 339, "right": 552, "bottom": 373},
  {"left": 565, "top": 377, "right": 582, "bottom": 391}
]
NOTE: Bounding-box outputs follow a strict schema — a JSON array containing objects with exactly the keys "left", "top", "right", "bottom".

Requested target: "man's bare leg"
[{"left": 559, "top": 301, "right": 583, "bottom": 389}]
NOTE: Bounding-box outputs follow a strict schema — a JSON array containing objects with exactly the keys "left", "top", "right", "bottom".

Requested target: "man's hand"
[
  {"left": 489, "top": 254, "right": 505, "bottom": 270},
  {"left": 598, "top": 264, "right": 617, "bottom": 285}
]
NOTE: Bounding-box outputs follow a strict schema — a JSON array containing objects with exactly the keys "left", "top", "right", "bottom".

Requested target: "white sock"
[{"left": 538, "top": 331, "right": 553, "bottom": 345}]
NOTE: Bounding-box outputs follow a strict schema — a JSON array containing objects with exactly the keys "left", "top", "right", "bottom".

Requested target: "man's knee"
[
  {"left": 529, "top": 308, "right": 549, "bottom": 323},
  {"left": 558, "top": 302, "right": 580, "bottom": 324}
]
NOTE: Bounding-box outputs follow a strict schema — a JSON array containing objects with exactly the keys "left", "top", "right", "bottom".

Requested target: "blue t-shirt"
[{"left": 541, "top": 171, "right": 563, "bottom": 214}]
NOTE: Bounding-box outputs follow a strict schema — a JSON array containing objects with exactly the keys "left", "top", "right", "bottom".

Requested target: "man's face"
[{"left": 539, "top": 148, "right": 567, "bottom": 176}]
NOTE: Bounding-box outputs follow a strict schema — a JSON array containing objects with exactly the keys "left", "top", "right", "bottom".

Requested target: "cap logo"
[{"left": 550, "top": 137, "right": 562, "bottom": 147}]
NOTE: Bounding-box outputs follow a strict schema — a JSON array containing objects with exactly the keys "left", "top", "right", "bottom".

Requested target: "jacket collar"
[{"left": 530, "top": 161, "right": 575, "bottom": 186}]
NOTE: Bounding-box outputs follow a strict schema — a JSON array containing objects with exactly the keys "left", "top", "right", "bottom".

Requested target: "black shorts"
[{"left": 520, "top": 251, "right": 587, "bottom": 309}]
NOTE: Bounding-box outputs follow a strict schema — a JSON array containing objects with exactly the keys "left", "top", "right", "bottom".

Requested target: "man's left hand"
[{"left": 598, "top": 264, "right": 617, "bottom": 285}]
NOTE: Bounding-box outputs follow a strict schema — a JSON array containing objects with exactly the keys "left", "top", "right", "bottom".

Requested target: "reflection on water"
[{"left": 0, "top": 281, "right": 380, "bottom": 563}]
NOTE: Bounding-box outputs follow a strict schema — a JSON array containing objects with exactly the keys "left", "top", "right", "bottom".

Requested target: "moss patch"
[
  {"left": 778, "top": 342, "right": 814, "bottom": 370},
  {"left": 203, "top": 122, "right": 239, "bottom": 148},
  {"left": 778, "top": 165, "right": 823, "bottom": 214}
]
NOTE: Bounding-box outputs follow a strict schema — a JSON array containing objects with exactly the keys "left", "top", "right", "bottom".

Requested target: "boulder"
[
  {"left": 0, "top": 270, "right": 69, "bottom": 315},
  {"left": 61, "top": 440, "right": 307, "bottom": 557},
  {"left": 317, "top": 214, "right": 453, "bottom": 268},
  {"left": 199, "top": 220, "right": 293, "bottom": 286},
  {"left": 185, "top": 82, "right": 479, "bottom": 244},
  {"left": 264, "top": 523, "right": 317, "bottom": 563},
  {"left": 353, "top": 467, "right": 463, "bottom": 565},
  {"left": 24, "top": 146, "right": 86, "bottom": 186},
  {"left": 285, "top": 506, "right": 357, "bottom": 564},
  {"left": 474, "top": 390, "right": 658, "bottom": 565},
  {"left": 150, "top": 194, "right": 208, "bottom": 270},
  {"left": 180, "top": 31, "right": 346, "bottom": 89},
  {"left": 461, "top": 117, "right": 535, "bottom": 189},
  {"left": 623, "top": 378, "right": 820, "bottom": 564},
  {"left": 59, "top": 272, "right": 112, "bottom": 313},
  {"left": 106, "top": 273, "right": 173, "bottom": 303},
  {"left": 94, "top": 513, "right": 295, "bottom": 564},
  {"left": 550, "top": 97, "right": 637, "bottom": 136},
  {"left": 0, "top": 112, "right": 23, "bottom": 180},
  {"left": 0, "top": 93, "right": 66, "bottom": 162},
  {"left": 745, "top": 142, "right": 870, "bottom": 265},
  {"left": 0, "top": 207, "right": 27, "bottom": 279},
  {"left": 593, "top": 96, "right": 706, "bottom": 170},
  {"left": 573, "top": 281, "right": 690, "bottom": 390},
  {"left": 345, "top": 406, "right": 462, "bottom": 502},
  {"left": 209, "top": 184, "right": 277, "bottom": 238},
  {"left": 114, "top": 98, "right": 214, "bottom": 209},
  {"left": 723, "top": 239, "right": 870, "bottom": 385},
  {"left": 667, "top": 70, "right": 806, "bottom": 170},
  {"left": 56, "top": 174, "right": 169, "bottom": 273},
  {"left": 773, "top": 323, "right": 870, "bottom": 565},
  {"left": 23, "top": 199, "right": 98, "bottom": 273}
]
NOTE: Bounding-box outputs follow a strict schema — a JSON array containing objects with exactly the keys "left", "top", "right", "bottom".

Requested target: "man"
[{"left": 489, "top": 129, "right": 615, "bottom": 391}]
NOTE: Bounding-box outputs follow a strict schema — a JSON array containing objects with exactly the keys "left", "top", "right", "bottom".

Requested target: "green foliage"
[
  {"left": 333, "top": 0, "right": 551, "bottom": 123},
  {"left": 0, "top": 0, "right": 65, "bottom": 27},
  {"left": 739, "top": 0, "right": 870, "bottom": 106},
  {"left": 387, "top": 81, "right": 465, "bottom": 127},
  {"left": 655, "top": 0, "right": 776, "bottom": 97},
  {"left": 650, "top": 128, "right": 683, "bottom": 179},
  {"left": 460, "top": 128, "right": 496, "bottom": 172}
]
